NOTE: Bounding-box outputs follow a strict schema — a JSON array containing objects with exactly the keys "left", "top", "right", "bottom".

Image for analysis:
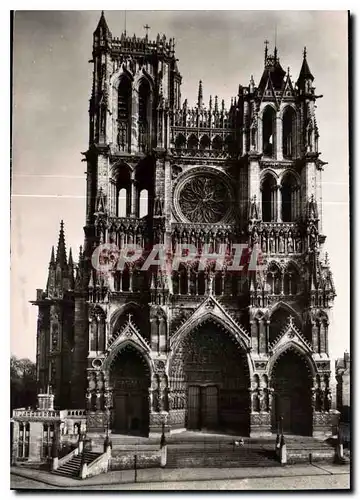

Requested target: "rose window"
[{"left": 178, "top": 175, "right": 230, "bottom": 223}]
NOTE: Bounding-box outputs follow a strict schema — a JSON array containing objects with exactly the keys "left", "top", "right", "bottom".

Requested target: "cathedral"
[{"left": 31, "top": 12, "right": 338, "bottom": 440}]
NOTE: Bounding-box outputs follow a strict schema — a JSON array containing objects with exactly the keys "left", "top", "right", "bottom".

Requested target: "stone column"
[
  {"left": 29, "top": 421, "right": 43, "bottom": 462},
  {"left": 131, "top": 85, "right": 139, "bottom": 154},
  {"left": 312, "top": 321, "right": 319, "bottom": 354},
  {"left": 258, "top": 319, "right": 267, "bottom": 354},
  {"left": 250, "top": 320, "right": 258, "bottom": 354},
  {"left": 159, "top": 318, "right": 167, "bottom": 354},
  {"left": 276, "top": 115, "right": 283, "bottom": 161},
  {"left": 130, "top": 180, "right": 137, "bottom": 218},
  {"left": 150, "top": 318, "right": 158, "bottom": 352},
  {"left": 277, "top": 186, "right": 282, "bottom": 222}
]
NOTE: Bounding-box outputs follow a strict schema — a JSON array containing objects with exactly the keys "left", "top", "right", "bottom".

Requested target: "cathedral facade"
[{"left": 32, "top": 13, "right": 338, "bottom": 439}]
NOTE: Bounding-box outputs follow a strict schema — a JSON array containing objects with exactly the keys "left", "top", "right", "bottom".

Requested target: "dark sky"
[{"left": 11, "top": 11, "right": 349, "bottom": 360}]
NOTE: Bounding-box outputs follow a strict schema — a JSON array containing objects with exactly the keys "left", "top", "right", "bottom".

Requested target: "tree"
[{"left": 10, "top": 356, "right": 37, "bottom": 412}]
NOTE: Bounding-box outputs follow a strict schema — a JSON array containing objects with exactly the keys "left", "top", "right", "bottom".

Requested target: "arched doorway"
[
  {"left": 170, "top": 321, "right": 250, "bottom": 435},
  {"left": 110, "top": 345, "right": 150, "bottom": 436},
  {"left": 271, "top": 349, "right": 312, "bottom": 436}
]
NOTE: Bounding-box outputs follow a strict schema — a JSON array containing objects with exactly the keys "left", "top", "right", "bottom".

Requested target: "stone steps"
[
  {"left": 53, "top": 451, "right": 101, "bottom": 478},
  {"left": 166, "top": 448, "right": 279, "bottom": 468}
]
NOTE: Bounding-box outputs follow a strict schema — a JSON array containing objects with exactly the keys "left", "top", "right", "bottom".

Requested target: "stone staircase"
[
  {"left": 166, "top": 446, "right": 278, "bottom": 468},
  {"left": 88, "top": 432, "right": 336, "bottom": 468},
  {"left": 54, "top": 451, "right": 101, "bottom": 478}
]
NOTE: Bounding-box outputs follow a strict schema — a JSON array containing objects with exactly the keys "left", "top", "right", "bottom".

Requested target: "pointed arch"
[
  {"left": 281, "top": 170, "right": 300, "bottom": 222},
  {"left": 266, "top": 261, "right": 282, "bottom": 295},
  {"left": 175, "top": 133, "right": 186, "bottom": 149},
  {"left": 199, "top": 134, "right": 211, "bottom": 150},
  {"left": 187, "top": 134, "right": 198, "bottom": 150},
  {"left": 284, "top": 261, "right": 301, "bottom": 295},
  {"left": 269, "top": 303, "right": 302, "bottom": 346},
  {"left": 262, "top": 105, "right": 276, "bottom": 157},
  {"left": 261, "top": 172, "right": 278, "bottom": 222},
  {"left": 268, "top": 342, "right": 317, "bottom": 379},
  {"left": 269, "top": 345, "right": 314, "bottom": 435},
  {"left": 269, "top": 301, "right": 301, "bottom": 321},
  {"left": 212, "top": 135, "right": 223, "bottom": 150},
  {"left": 282, "top": 105, "right": 297, "bottom": 159},
  {"left": 89, "top": 306, "right": 106, "bottom": 352},
  {"left": 110, "top": 302, "right": 147, "bottom": 337}
]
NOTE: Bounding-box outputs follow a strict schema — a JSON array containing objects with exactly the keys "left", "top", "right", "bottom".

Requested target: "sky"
[{"left": 11, "top": 10, "right": 349, "bottom": 362}]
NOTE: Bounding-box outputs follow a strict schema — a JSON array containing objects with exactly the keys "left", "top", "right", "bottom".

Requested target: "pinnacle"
[
  {"left": 49, "top": 246, "right": 55, "bottom": 267},
  {"left": 68, "top": 247, "right": 74, "bottom": 267},
  {"left": 55, "top": 220, "right": 67, "bottom": 267}
]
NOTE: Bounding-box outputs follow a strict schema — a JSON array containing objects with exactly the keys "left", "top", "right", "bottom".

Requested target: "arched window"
[
  {"left": 263, "top": 106, "right": 276, "bottom": 157},
  {"left": 187, "top": 134, "right": 198, "bottom": 150},
  {"left": 122, "top": 266, "right": 130, "bottom": 292},
  {"left": 284, "top": 263, "right": 300, "bottom": 295},
  {"left": 138, "top": 79, "right": 151, "bottom": 152},
  {"left": 261, "top": 174, "right": 277, "bottom": 222},
  {"left": 175, "top": 134, "right": 186, "bottom": 149},
  {"left": 114, "top": 164, "right": 131, "bottom": 217},
  {"left": 90, "top": 309, "right": 106, "bottom": 352},
  {"left": 266, "top": 263, "right": 281, "bottom": 295},
  {"left": 139, "top": 189, "right": 148, "bottom": 218},
  {"left": 179, "top": 265, "right": 188, "bottom": 294},
  {"left": 212, "top": 135, "right": 223, "bottom": 150},
  {"left": 90, "top": 318, "right": 97, "bottom": 351},
  {"left": 118, "top": 188, "right": 127, "bottom": 217},
  {"left": 282, "top": 107, "right": 296, "bottom": 159},
  {"left": 269, "top": 308, "right": 289, "bottom": 345},
  {"left": 199, "top": 135, "right": 210, "bottom": 150},
  {"left": 198, "top": 271, "right": 206, "bottom": 295},
  {"left": 214, "top": 272, "right": 222, "bottom": 295},
  {"left": 117, "top": 77, "right": 132, "bottom": 151},
  {"left": 281, "top": 172, "right": 298, "bottom": 222}
]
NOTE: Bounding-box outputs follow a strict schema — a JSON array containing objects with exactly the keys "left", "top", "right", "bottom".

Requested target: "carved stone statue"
[
  {"left": 269, "top": 233, "right": 275, "bottom": 253},
  {"left": 287, "top": 233, "right": 294, "bottom": 253},
  {"left": 279, "top": 233, "right": 285, "bottom": 253}
]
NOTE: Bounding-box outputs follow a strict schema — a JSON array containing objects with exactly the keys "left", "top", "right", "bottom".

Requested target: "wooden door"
[
  {"left": 188, "top": 386, "right": 200, "bottom": 429},
  {"left": 201, "top": 386, "right": 219, "bottom": 429},
  {"left": 113, "top": 392, "right": 127, "bottom": 432}
]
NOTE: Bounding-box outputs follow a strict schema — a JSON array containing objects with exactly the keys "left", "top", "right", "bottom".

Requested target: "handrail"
[
  {"left": 57, "top": 446, "right": 79, "bottom": 468},
  {"left": 85, "top": 449, "right": 111, "bottom": 478}
]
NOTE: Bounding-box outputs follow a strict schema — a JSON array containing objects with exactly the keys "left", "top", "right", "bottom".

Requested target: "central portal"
[{"left": 170, "top": 321, "right": 250, "bottom": 435}]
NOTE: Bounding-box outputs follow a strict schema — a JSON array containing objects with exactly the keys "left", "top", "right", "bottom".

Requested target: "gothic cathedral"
[{"left": 33, "top": 13, "right": 337, "bottom": 438}]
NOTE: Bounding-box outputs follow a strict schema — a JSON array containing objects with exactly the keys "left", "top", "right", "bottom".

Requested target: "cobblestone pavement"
[
  {"left": 11, "top": 464, "right": 350, "bottom": 491},
  {"left": 11, "top": 473, "right": 350, "bottom": 491}
]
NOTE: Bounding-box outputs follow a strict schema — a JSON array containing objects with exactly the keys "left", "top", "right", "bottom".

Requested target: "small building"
[{"left": 11, "top": 389, "right": 86, "bottom": 464}]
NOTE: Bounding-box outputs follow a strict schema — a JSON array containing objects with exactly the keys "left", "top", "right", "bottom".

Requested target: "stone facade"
[
  {"left": 29, "top": 13, "right": 339, "bottom": 441},
  {"left": 336, "top": 352, "right": 350, "bottom": 422}
]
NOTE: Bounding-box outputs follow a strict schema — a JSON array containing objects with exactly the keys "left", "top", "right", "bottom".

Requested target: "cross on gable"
[{"left": 144, "top": 24, "right": 150, "bottom": 35}]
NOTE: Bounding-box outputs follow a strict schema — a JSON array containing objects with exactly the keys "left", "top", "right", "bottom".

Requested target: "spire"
[
  {"left": 214, "top": 95, "right": 218, "bottom": 112},
  {"left": 197, "top": 80, "right": 203, "bottom": 108},
  {"left": 49, "top": 246, "right": 55, "bottom": 267},
  {"left": 56, "top": 220, "right": 67, "bottom": 267},
  {"left": 297, "top": 46, "right": 314, "bottom": 88},
  {"left": 259, "top": 45, "right": 286, "bottom": 92},
  {"left": 68, "top": 248, "right": 75, "bottom": 290},
  {"left": 264, "top": 39, "right": 269, "bottom": 64},
  {"left": 68, "top": 247, "right": 73, "bottom": 267},
  {"left": 95, "top": 10, "right": 111, "bottom": 38}
]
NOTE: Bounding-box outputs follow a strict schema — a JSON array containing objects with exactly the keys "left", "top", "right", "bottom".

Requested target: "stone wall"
[{"left": 110, "top": 450, "right": 161, "bottom": 470}]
